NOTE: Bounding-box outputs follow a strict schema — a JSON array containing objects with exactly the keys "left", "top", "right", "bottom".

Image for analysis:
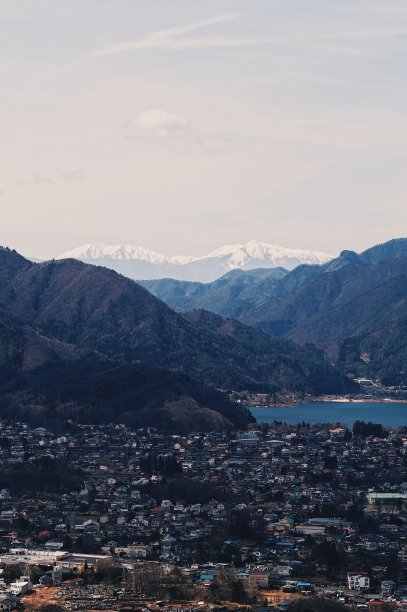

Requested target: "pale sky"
[{"left": 1, "top": 0, "right": 406, "bottom": 259}]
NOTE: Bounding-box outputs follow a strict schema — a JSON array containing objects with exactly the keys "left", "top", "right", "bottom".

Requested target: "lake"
[{"left": 250, "top": 401, "right": 407, "bottom": 427}]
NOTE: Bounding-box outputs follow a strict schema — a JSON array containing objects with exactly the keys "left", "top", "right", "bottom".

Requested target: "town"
[{"left": 0, "top": 419, "right": 407, "bottom": 610}]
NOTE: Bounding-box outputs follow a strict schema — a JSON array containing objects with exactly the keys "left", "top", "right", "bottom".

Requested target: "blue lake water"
[{"left": 250, "top": 401, "right": 407, "bottom": 427}]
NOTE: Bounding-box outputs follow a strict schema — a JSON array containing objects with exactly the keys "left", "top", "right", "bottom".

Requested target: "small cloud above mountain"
[{"left": 127, "top": 109, "right": 189, "bottom": 140}]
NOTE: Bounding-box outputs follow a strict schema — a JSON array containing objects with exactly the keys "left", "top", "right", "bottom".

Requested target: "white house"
[
  {"left": 9, "top": 576, "right": 32, "bottom": 596},
  {"left": 347, "top": 572, "right": 370, "bottom": 590}
]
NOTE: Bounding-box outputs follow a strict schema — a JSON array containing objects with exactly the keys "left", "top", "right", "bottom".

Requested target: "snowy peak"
[
  {"left": 58, "top": 243, "right": 193, "bottom": 265},
  {"left": 58, "top": 242, "right": 168, "bottom": 263},
  {"left": 56, "top": 241, "right": 332, "bottom": 282},
  {"left": 204, "top": 240, "right": 330, "bottom": 269}
]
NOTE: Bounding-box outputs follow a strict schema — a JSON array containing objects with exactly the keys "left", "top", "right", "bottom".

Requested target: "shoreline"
[
  {"left": 249, "top": 397, "right": 407, "bottom": 408},
  {"left": 315, "top": 397, "right": 407, "bottom": 404}
]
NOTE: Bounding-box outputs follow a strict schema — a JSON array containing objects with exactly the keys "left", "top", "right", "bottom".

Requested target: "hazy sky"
[{"left": 1, "top": 0, "right": 406, "bottom": 258}]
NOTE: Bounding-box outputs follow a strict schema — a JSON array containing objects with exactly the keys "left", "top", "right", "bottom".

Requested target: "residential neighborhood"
[{"left": 1, "top": 419, "right": 407, "bottom": 609}]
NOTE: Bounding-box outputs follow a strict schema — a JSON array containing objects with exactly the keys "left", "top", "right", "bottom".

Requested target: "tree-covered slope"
[
  {"left": 246, "top": 257, "right": 407, "bottom": 340},
  {"left": 360, "top": 237, "right": 407, "bottom": 264},
  {"left": 182, "top": 309, "right": 357, "bottom": 395},
  {"left": 0, "top": 359, "right": 251, "bottom": 432},
  {"left": 0, "top": 248, "right": 353, "bottom": 395},
  {"left": 337, "top": 315, "right": 407, "bottom": 385},
  {"left": 138, "top": 239, "right": 407, "bottom": 386},
  {"left": 140, "top": 268, "right": 288, "bottom": 316},
  {"left": 0, "top": 305, "right": 85, "bottom": 381},
  {"left": 0, "top": 299, "right": 252, "bottom": 431}
]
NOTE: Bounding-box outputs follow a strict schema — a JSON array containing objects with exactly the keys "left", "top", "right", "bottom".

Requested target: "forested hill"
[
  {"left": 137, "top": 239, "right": 407, "bottom": 385},
  {"left": 140, "top": 267, "right": 288, "bottom": 317},
  {"left": 0, "top": 293, "right": 251, "bottom": 431},
  {"left": 0, "top": 358, "right": 250, "bottom": 433},
  {"left": 0, "top": 247, "right": 354, "bottom": 395}
]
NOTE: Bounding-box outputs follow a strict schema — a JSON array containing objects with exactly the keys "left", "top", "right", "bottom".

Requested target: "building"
[
  {"left": 9, "top": 576, "right": 32, "bottom": 596},
  {"left": 249, "top": 573, "right": 269, "bottom": 588},
  {"left": 367, "top": 492, "right": 407, "bottom": 504},
  {"left": 347, "top": 572, "right": 370, "bottom": 590}
]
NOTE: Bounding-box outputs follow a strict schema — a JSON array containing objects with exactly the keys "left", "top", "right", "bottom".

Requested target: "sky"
[{"left": 0, "top": 0, "right": 406, "bottom": 259}]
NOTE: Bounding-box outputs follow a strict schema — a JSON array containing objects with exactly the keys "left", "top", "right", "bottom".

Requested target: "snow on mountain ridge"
[
  {"left": 59, "top": 240, "right": 330, "bottom": 264},
  {"left": 203, "top": 240, "right": 330, "bottom": 268},
  {"left": 58, "top": 243, "right": 193, "bottom": 265},
  {"left": 57, "top": 241, "right": 332, "bottom": 281}
]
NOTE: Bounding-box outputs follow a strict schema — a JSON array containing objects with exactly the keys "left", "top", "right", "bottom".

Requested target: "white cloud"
[
  {"left": 128, "top": 109, "right": 189, "bottom": 139},
  {"left": 90, "top": 13, "right": 260, "bottom": 57},
  {"left": 126, "top": 109, "right": 239, "bottom": 152}
]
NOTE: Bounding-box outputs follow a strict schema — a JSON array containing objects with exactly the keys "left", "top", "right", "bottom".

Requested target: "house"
[
  {"left": 129, "top": 544, "right": 152, "bottom": 558},
  {"left": 381, "top": 579, "right": 396, "bottom": 595},
  {"left": 39, "top": 574, "right": 53, "bottom": 586},
  {"left": 82, "top": 519, "right": 100, "bottom": 535},
  {"left": 199, "top": 573, "right": 214, "bottom": 586},
  {"left": 161, "top": 499, "right": 173, "bottom": 510},
  {"left": 276, "top": 566, "right": 292, "bottom": 577},
  {"left": 295, "top": 524, "right": 325, "bottom": 536},
  {"left": 249, "top": 572, "right": 269, "bottom": 588},
  {"left": 45, "top": 541, "right": 64, "bottom": 550},
  {"left": 0, "top": 597, "right": 17, "bottom": 611},
  {"left": 114, "top": 544, "right": 152, "bottom": 558},
  {"left": 0, "top": 511, "right": 14, "bottom": 527},
  {"left": 347, "top": 572, "right": 370, "bottom": 590},
  {"left": 9, "top": 576, "right": 32, "bottom": 596}
]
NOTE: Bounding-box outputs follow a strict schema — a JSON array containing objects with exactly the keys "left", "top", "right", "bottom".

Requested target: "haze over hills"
[
  {"left": 141, "top": 267, "right": 290, "bottom": 319},
  {"left": 57, "top": 240, "right": 331, "bottom": 282}
]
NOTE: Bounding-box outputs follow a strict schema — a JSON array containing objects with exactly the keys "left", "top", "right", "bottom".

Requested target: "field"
[{"left": 21, "top": 587, "right": 60, "bottom": 611}]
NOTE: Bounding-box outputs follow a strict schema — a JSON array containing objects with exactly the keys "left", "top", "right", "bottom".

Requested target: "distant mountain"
[
  {"left": 245, "top": 254, "right": 407, "bottom": 341},
  {"left": 139, "top": 238, "right": 407, "bottom": 385},
  {"left": 57, "top": 240, "right": 332, "bottom": 282},
  {"left": 59, "top": 243, "right": 192, "bottom": 265},
  {"left": 141, "top": 268, "right": 288, "bottom": 317},
  {"left": 141, "top": 263, "right": 325, "bottom": 319},
  {"left": 142, "top": 240, "right": 407, "bottom": 318},
  {"left": 360, "top": 237, "right": 407, "bottom": 264},
  {"left": 239, "top": 251, "right": 407, "bottom": 385},
  {"left": 0, "top": 247, "right": 354, "bottom": 399}
]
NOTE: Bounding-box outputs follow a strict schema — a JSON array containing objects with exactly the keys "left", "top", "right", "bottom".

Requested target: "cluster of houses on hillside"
[{"left": 1, "top": 420, "right": 407, "bottom": 608}]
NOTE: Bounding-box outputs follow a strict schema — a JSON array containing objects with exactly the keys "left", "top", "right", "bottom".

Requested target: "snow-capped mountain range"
[
  {"left": 57, "top": 241, "right": 332, "bottom": 282},
  {"left": 59, "top": 243, "right": 193, "bottom": 265}
]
